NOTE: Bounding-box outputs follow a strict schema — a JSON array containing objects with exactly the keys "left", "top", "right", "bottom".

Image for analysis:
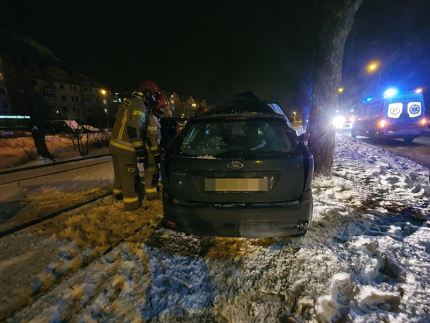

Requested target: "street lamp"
[
  {"left": 337, "top": 87, "right": 344, "bottom": 94},
  {"left": 292, "top": 111, "right": 297, "bottom": 123},
  {"left": 99, "top": 89, "right": 109, "bottom": 129},
  {"left": 104, "top": 108, "right": 109, "bottom": 130},
  {"left": 366, "top": 60, "right": 382, "bottom": 88},
  {"left": 366, "top": 60, "right": 380, "bottom": 74}
]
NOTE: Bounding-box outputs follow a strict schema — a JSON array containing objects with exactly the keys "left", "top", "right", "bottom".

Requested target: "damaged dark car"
[{"left": 161, "top": 93, "right": 313, "bottom": 238}]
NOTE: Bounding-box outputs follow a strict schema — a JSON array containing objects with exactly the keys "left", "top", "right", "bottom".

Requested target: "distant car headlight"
[{"left": 332, "top": 115, "right": 346, "bottom": 129}]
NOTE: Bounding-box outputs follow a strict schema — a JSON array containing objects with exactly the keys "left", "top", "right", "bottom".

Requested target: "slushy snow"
[{"left": 1, "top": 134, "right": 429, "bottom": 322}]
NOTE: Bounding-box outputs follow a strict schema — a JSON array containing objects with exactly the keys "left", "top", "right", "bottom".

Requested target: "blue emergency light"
[{"left": 383, "top": 88, "right": 399, "bottom": 99}]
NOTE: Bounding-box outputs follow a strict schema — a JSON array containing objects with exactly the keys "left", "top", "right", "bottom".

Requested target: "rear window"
[
  {"left": 386, "top": 98, "right": 424, "bottom": 119},
  {"left": 178, "top": 119, "right": 298, "bottom": 158},
  {"left": 359, "top": 103, "right": 383, "bottom": 116}
]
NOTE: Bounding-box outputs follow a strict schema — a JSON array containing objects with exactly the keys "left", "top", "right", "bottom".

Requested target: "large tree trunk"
[{"left": 307, "top": 0, "right": 363, "bottom": 175}]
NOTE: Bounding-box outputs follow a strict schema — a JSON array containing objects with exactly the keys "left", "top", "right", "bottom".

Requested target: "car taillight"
[
  {"left": 378, "top": 119, "right": 387, "bottom": 129},
  {"left": 420, "top": 118, "right": 427, "bottom": 126}
]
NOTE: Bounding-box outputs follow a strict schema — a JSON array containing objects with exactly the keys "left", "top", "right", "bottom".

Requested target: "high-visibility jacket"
[
  {"left": 109, "top": 97, "right": 147, "bottom": 156},
  {"left": 146, "top": 112, "right": 161, "bottom": 154}
]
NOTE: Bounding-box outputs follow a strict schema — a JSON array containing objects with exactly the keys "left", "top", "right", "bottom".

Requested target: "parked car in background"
[{"left": 161, "top": 93, "right": 313, "bottom": 238}]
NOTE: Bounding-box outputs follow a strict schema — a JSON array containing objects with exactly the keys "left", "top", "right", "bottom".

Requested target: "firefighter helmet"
[
  {"left": 156, "top": 94, "right": 169, "bottom": 110},
  {"left": 139, "top": 80, "right": 160, "bottom": 96}
]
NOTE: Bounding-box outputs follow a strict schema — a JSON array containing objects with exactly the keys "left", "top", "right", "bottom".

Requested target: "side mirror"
[{"left": 299, "top": 133, "right": 311, "bottom": 143}]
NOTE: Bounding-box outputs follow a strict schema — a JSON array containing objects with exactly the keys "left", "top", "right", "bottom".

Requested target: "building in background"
[
  {"left": 0, "top": 56, "right": 111, "bottom": 126},
  {"left": 0, "top": 56, "right": 12, "bottom": 115},
  {"left": 0, "top": 26, "right": 112, "bottom": 127}
]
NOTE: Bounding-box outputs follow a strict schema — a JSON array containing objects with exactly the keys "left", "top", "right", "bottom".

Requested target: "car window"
[
  {"left": 361, "top": 103, "right": 383, "bottom": 116},
  {"left": 178, "top": 119, "right": 298, "bottom": 158}
]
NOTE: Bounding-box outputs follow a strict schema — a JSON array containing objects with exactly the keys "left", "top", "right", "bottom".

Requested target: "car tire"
[
  {"left": 351, "top": 129, "right": 357, "bottom": 138},
  {"left": 403, "top": 137, "right": 415, "bottom": 144},
  {"left": 368, "top": 130, "right": 378, "bottom": 142}
]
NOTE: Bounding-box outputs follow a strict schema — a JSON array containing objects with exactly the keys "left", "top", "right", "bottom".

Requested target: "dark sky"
[{"left": 4, "top": 0, "right": 430, "bottom": 107}]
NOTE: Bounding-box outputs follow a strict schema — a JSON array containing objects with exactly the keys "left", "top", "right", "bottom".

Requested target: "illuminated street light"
[
  {"left": 338, "top": 87, "right": 344, "bottom": 93},
  {"left": 100, "top": 89, "right": 107, "bottom": 96},
  {"left": 292, "top": 111, "right": 297, "bottom": 123},
  {"left": 191, "top": 103, "right": 197, "bottom": 108},
  {"left": 366, "top": 60, "right": 380, "bottom": 74}
]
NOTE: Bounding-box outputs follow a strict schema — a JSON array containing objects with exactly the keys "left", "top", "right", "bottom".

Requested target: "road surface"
[
  {"left": 363, "top": 135, "right": 430, "bottom": 169},
  {"left": 0, "top": 156, "right": 113, "bottom": 233}
]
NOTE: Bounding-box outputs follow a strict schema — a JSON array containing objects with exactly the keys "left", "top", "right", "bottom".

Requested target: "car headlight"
[{"left": 332, "top": 115, "right": 346, "bottom": 129}]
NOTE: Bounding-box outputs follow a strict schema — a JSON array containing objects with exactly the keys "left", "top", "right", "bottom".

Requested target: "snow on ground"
[
  {"left": 0, "top": 160, "right": 113, "bottom": 232},
  {"left": 371, "top": 136, "right": 430, "bottom": 169},
  {"left": 0, "top": 134, "right": 109, "bottom": 170},
  {"left": 1, "top": 134, "right": 429, "bottom": 322}
]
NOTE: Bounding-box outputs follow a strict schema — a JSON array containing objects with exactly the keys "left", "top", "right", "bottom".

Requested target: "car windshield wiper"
[{"left": 251, "top": 150, "right": 290, "bottom": 156}]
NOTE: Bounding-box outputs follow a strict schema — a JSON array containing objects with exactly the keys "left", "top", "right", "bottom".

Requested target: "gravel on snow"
[{"left": 4, "top": 134, "right": 430, "bottom": 322}]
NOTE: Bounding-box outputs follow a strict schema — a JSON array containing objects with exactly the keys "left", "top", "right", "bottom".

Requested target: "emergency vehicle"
[{"left": 351, "top": 88, "right": 427, "bottom": 143}]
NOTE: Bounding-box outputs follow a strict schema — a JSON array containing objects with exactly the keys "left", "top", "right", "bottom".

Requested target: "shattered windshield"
[{"left": 179, "top": 119, "right": 298, "bottom": 158}]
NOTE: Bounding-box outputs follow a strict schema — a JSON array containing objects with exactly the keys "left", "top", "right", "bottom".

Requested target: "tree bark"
[{"left": 308, "top": 0, "right": 363, "bottom": 175}]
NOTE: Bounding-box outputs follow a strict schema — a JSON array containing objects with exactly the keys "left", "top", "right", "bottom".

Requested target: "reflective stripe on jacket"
[
  {"left": 147, "top": 113, "right": 161, "bottom": 150},
  {"left": 110, "top": 97, "right": 148, "bottom": 153}
]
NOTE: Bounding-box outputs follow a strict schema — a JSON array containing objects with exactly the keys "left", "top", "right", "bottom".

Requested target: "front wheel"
[{"left": 403, "top": 137, "right": 415, "bottom": 144}]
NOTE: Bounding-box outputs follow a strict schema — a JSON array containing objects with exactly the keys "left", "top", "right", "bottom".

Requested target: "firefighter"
[
  {"left": 158, "top": 95, "right": 176, "bottom": 151},
  {"left": 143, "top": 96, "right": 162, "bottom": 200},
  {"left": 109, "top": 80, "right": 160, "bottom": 210}
]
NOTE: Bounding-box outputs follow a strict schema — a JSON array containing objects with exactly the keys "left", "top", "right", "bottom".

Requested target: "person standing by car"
[
  {"left": 158, "top": 95, "right": 177, "bottom": 151},
  {"left": 109, "top": 80, "right": 160, "bottom": 210},
  {"left": 143, "top": 94, "right": 163, "bottom": 200}
]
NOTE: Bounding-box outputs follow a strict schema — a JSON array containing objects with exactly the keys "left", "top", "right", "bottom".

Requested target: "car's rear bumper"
[
  {"left": 380, "top": 128, "right": 423, "bottom": 137},
  {"left": 163, "top": 190, "right": 313, "bottom": 238},
  {"left": 354, "top": 127, "right": 424, "bottom": 138}
]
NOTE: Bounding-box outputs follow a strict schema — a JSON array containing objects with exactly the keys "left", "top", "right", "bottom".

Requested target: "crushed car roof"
[{"left": 199, "top": 92, "right": 275, "bottom": 117}]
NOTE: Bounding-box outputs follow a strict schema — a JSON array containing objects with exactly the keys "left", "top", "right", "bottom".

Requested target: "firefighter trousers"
[
  {"left": 110, "top": 146, "right": 142, "bottom": 210},
  {"left": 143, "top": 146, "right": 159, "bottom": 200}
]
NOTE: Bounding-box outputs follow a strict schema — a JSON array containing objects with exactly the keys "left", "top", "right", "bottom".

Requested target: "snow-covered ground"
[
  {"left": 0, "top": 135, "right": 109, "bottom": 170},
  {"left": 0, "top": 134, "right": 429, "bottom": 322},
  {"left": 0, "top": 157, "right": 113, "bottom": 233}
]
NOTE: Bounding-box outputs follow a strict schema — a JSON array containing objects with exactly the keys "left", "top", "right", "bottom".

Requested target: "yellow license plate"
[{"left": 205, "top": 178, "right": 269, "bottom": 192}]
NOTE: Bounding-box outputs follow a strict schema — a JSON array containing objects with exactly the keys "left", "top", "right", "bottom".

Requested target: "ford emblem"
[{"left": 227, "top": 160, "right": 244, "bottom": 169}]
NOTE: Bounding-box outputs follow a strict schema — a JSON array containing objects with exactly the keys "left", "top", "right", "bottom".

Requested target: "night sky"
[{"left": 3, "top": 0, "right": 430, "bottom": 107}]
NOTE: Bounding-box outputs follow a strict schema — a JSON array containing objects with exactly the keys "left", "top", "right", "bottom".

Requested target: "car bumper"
[
  {"left": 163, "top": 190, "right": 313, "bottom": 238},
  {"left": 380, "top": 128, "right": 423, "bottom": 137}
]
